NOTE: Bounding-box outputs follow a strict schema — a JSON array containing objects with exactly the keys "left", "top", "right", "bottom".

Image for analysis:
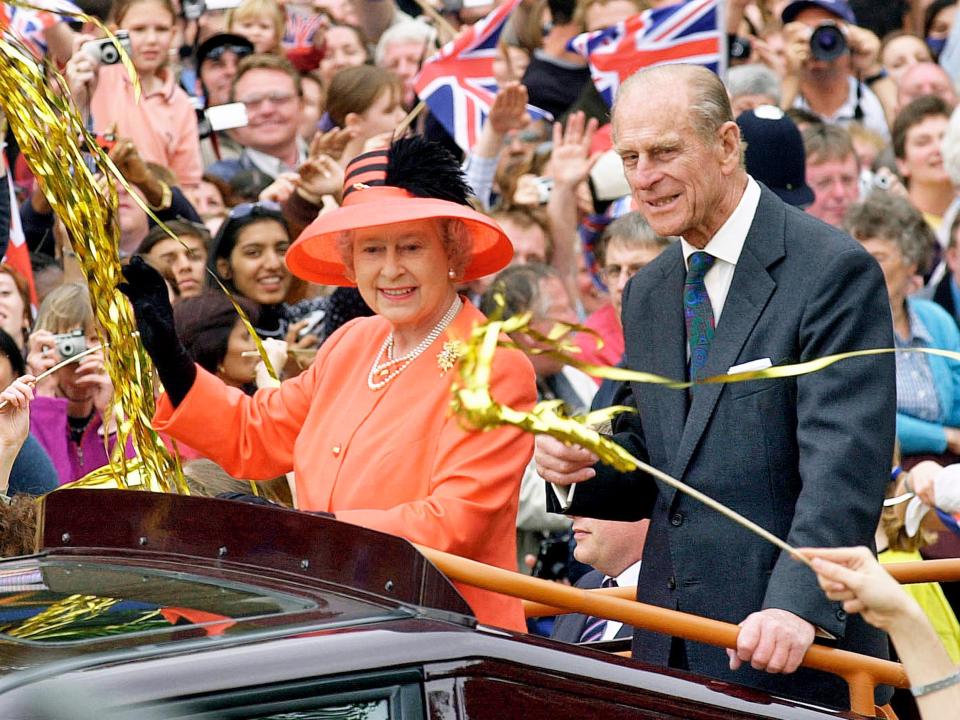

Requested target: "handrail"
[
  {"left": 885, "top": 558, "right": 960, "bottom": 584},
  {"left": 520, "top": 558, "right": 960, "bottom": 618},
  {"left": 416, "top": 545, "right": 908, "bottom": 718}
]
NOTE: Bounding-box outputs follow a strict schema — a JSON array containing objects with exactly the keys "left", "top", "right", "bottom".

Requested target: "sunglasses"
[
  {"left": 227, "top": 200, "right": 283, "bottom": 220},
  {"left": 204, "top": 44, "right": 253, "bottom": 63}
]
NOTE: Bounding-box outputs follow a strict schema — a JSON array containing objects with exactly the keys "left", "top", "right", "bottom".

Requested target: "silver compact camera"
[
  {"left": 82, "top": 31, "right": 132, "bottom": 66},
  {"left": 53, "top": 330, "right": 87, "bottom": 361}
]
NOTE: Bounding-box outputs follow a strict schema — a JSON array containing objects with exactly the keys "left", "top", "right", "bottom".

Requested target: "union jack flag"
[
  {"left": 414, "top": 0, "right": 551, "bottom": 153},
  {"left": 569, "top": 0, "right": 722, "bottom": 108},
  {"left": 282, "top": 9, "right": 323, "bottom": 50}
]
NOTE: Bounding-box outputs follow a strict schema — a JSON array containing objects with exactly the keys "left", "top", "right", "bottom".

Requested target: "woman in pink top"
[{"left": 65, "top": 0, "right": 202, "bottom": 188}]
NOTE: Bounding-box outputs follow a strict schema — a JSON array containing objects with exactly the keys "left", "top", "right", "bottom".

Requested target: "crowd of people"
[{"left": 4, "top": 0, "right": 960, "bottom": 713}]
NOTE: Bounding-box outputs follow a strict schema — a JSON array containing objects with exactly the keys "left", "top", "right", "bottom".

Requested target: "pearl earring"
[{"left": 448, "top": 269, "right": 456, "bottom": 280}]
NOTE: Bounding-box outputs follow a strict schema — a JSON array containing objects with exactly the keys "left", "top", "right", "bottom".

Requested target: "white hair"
[
  {"left": 375, "top": 21, "right": 437, "bottom": 67},
  {"left": 725, "top": 63, "right": 781, "bottom": 105}
]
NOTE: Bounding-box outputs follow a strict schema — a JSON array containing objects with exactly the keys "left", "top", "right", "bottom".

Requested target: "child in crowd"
[
  {"left": 227, "top": 0, "right": 285, "bottom": 55},
  {"left": 881, "top": 461, "right": 960, "bottom": 662},
  {"left": 66, "top": 0, "right": 203, "bottom": 188}
]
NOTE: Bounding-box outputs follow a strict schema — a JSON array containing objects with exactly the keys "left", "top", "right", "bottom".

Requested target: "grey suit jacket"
[
  {"left": 548, "top": 185, "right": 896, "bottom": 708},
  {"left": 550, "top": 569, "right": 634, "bottom": 644}
]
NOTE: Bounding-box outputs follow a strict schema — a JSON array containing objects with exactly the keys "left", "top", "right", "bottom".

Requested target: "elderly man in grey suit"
[{"left": 535, "top": 64, "right": 895, "bottom": 708}]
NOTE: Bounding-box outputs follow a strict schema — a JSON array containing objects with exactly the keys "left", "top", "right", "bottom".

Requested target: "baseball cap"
[
  {"left": 195, "top": 33, "right": 254, "bottom": 68},
  {"left": 781, "top": 0, "right": 856, "bottom": 25},
  {"left": 737, "top": 106, "right": 814, "bottom": 208}
]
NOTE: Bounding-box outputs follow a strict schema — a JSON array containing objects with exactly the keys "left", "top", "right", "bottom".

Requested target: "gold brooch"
[{"left": 437, "top": 340, "right": 463, "bottom": 375}]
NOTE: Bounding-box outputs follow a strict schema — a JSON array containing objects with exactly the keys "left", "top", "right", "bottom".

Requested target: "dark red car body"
[{"left": 0, "top": 490, "right": 860, "bottom": 719}]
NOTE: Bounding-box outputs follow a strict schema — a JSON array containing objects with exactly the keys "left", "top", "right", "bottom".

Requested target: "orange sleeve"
[{"left": 335, "top": 347, "right": 536, "bottom": 561}]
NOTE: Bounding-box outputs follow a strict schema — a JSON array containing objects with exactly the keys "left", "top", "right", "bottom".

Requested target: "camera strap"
[{"left": 853, "top": 78, "right": 864, "bottom": 121}]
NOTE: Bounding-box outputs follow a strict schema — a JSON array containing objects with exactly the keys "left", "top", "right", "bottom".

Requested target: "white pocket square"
[{"left": 728, "top": 358, "right": 773, "bottom": 375}]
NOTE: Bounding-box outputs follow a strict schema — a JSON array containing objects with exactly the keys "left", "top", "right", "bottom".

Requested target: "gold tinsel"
[{"left": 0, "top": 33, "right": 186, "bottom": 493}]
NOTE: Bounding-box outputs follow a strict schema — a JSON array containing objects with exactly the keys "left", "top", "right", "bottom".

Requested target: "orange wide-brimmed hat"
[{"left": 286, "top": 139, "right": 514, "bottom": 286}]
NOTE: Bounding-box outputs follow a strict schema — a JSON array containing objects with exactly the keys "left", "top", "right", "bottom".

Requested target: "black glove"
[{"left": 118, "top": 256, "right": 196, "bottom": 406}]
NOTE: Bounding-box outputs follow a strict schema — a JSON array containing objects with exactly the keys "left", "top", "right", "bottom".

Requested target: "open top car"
[{"left": 0, "top": 489, "right": 894, "bottom": 719}]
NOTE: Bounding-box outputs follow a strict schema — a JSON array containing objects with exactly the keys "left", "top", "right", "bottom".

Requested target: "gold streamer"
[{"left": 0, "top": 33, "right": 186, "bottom": 493}]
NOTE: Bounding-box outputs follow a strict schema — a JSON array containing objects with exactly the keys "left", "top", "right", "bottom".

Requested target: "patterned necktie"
[
  {"left": 684, "top": 251, "right": 717, "bottom": 381},
  {"left": 579, "top": 577, "right": 618, "bottom": 643}
]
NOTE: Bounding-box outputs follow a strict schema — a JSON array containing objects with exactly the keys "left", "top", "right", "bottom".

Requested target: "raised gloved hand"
[{"left": 118, "top": 256, "right": 196, "bottom": 406}]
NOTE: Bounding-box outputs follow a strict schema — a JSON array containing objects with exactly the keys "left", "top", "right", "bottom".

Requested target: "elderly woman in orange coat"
[{"left": 119, "top": 137, "right": 537, "bottom": 631}]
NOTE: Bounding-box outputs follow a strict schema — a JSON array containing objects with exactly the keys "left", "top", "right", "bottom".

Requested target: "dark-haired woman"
[
  {"left": 175, "top": 292, "right": 261, "bottom": 393},
  {"left": 206, "top": 200, "right": 326, "bottom": 352},
  {"left": 122, "top": 137, "right": 536, "bottom": 631}
]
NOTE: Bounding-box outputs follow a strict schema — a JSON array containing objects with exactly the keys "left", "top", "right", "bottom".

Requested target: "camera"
[
  {"left": 297, "top": 308, "right": 326, "bottom": 339},
  {"left": 196, "top": 102, "right": 249, "bottom": 139},
  {"left": 182, "top": 0, "right": 204, "bottom": 19},
  {"left": 82, "top": 31, "right": 132, "bottom": 66},
  {"left": 531, "top": 531, "right": 571, "bottom": 581},
  {"left": 728, "top": 35, "right": 751, "bottom": 62},
  {"left": 809, "top": 22, "right": 847, "bottom": 62},
  {"left": 533, "top": 176, "right": 553, "bottom": 205},
  {"left": 53, "top": 330, "right": 87, "bottom": 361},
  {"left": 182, "top": 0, "right": 241, "bottom": 20}
]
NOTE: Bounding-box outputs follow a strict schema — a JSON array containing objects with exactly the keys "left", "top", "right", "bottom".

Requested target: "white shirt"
[
  {"left": 680, "top": 176, "right": 761, "bottom": 325},
  {"left": 793, "top": 76, "right": 889, "bottom": 140},
  {"left": 600, "top": 560, "right": 642, "bottom": 641}
]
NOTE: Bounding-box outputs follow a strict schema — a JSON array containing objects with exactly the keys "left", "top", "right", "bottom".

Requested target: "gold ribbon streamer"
[
  {"left": 0, "top": 32, "right": 186, "bottom": 493},
  {"left": 450, "top": 313, "right": 813, "bottom": 568}
]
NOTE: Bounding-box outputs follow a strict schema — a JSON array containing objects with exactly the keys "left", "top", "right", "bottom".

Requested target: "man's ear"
[
  {"left": 216, "top": 257, "right": 232, "bottom": 279},
  {"left": 717, "top": 120, "right": 742, "bottom": 174}
]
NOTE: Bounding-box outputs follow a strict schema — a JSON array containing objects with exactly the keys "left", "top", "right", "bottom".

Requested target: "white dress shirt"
[{"left": 680, "top": 176, "right": 761, "bottom": 325}]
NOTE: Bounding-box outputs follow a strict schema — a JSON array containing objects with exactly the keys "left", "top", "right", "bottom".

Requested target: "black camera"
[
  {"left": 82, "top": 30, "right": 132, "bottom": 66},
  {"left": 810, "top": 22, "right": 847, "bottom": 62},
  {"left": 728, "top": 34, "right": 751, "bottom": 62},
  {"left": 53, "top": 329, "right": 87, "bottom": 361},
  {"left": 532, "top": 532, "right": 572, "bottom": 582}
]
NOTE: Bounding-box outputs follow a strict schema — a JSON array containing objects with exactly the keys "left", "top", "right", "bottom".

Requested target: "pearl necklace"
[{"left": 367, "top": 296, "right": 463, "bottom": 391}]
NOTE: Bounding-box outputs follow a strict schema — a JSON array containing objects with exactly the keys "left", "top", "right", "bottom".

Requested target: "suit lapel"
[
  {"left": 644, "top": 248, "right": 688, "bottom": 456},
  {"left": 669, "top": 188, "right": 784, "bottom": 484}
]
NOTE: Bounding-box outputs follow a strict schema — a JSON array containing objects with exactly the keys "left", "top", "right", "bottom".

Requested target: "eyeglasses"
[
  {"left": 227, "top": 200, "right": 283, "bottom": 220},
  {"left": 204, "top": 44, "right": 253, "bottom": 64},
  {"left": 599, "top": 263, "right": 646, "bottom": 283},
  {"left": 237, "top": 91, "right": 297, "bottom": 109}
]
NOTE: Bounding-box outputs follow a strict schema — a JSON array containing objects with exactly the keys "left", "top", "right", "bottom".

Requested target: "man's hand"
[
  {"left": 546, "top": 111, "right": 600, "bottom": 189},
  {"left": 488, "top": 82, "right": 530, "bottom": 136},
  {"left": 64, "top": 35, "right": 100, "bottom": 108},
  {"left": 109, "top": 137, "right": 152, "bottom": 186},
  {"left": 259, "top": 172, "right": 301, "bottom": 204},
  {"left": 297, "top": 154, "right": 345, "bottom": 203},
  {"left": 534, "top": 434, "right": 598, "bottom": 486},
  {"left": 308, "top": 126, "right": 354, "bottom": 162},
  {"left": 846, "top": 24, "right": 880, "bottom": 76},
  {"left": 782, "top": 22, "right": 811, "bottom": 78},
  {"left": 727, "top": 608, "right": 815, "bottom": 674}
]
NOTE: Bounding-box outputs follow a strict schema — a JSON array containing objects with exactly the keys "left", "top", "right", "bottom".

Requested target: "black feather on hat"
[{"left": 383, "top": 136, "right": 472, "bottom": 206}]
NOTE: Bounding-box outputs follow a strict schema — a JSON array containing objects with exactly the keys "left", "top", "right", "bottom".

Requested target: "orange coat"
[{"left": 154, "top": 300, "right": 536, "bottom": 631}]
